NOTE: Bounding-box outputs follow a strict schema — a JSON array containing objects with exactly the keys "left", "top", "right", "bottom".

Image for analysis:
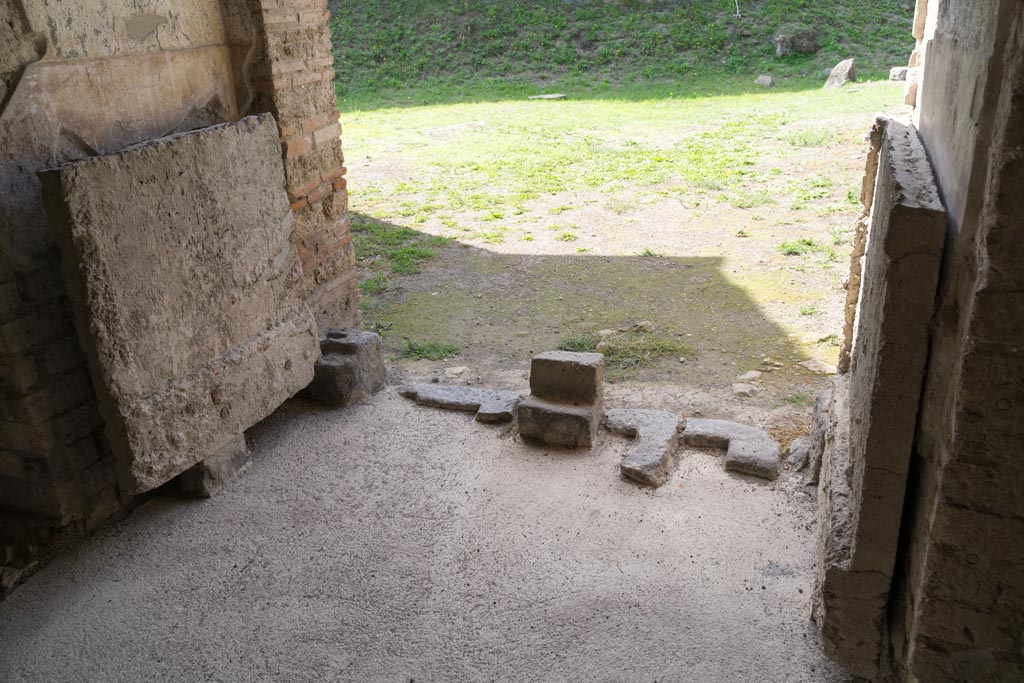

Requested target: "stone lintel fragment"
[
  {"left": 682, "top": 418, "right": 781, "bottom": 480},
  {"left": 517, "top": 397, "right": 600, "bottom": 448},
  {"left": 302, "top": 328, "right": 386, "bottom": 406},
  {"left": 399, "top": 383, "right": 521, "bottom": 423},
  {"left": 603, "top": 408, "right": 684, "bottom": 487}
]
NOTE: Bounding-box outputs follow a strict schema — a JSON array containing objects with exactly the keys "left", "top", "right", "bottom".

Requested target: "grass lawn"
[{"left": 340, "top": 78, "right": 906, "bottom": 421}]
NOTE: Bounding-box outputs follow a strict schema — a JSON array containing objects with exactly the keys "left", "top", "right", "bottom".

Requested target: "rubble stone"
[
  {"left": 302, "top": 329, "right": 386, "bottom": 407},
  {"left": 788, "top": 437, "right": 812, "bottom": 472},
  {"left": 824, "top": 59, "right": 857, "bottom": 89},
  {"left": 603, "top": 409, "right": 684, "bottom": 487},
  {"left": 179, "top": 436, "right": 251, "bottom": 499},
  {"left": 755, "top": 75, "right": 774, "bottom": 88}
]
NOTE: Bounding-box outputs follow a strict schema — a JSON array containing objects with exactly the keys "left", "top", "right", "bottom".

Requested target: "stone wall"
[
  {"left": 888, "top": 1, "right": 1024, "bottom": 680},
  {"left": 0, "top": 0, "right": 356, "bottom": 586},
  {"left": 814, "top": 1, "right": 1024, "bottom": 680}
]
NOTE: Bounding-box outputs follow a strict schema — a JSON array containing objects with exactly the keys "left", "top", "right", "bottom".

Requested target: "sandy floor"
[{"left": 0, "top": 390, "right": 850, "bottom": 682}]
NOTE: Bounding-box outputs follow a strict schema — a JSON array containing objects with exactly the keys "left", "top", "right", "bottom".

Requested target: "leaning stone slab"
[
  {"left": 682, "top": 418, "right": 782, "bottom": 480},
  {"left": 603, "top": 409, "right": 684, "bottom": 487},
  {"left": 518, "top": 397, "right": 600, "bottom": 448},
  {"left": 302, "top": 329, "right": 385, "bottom": 407},
  {"left": 399, "top": 383, "right": 520, "bottom": 423},
  {"left": 41, "top": 114, "right": 319, "bottom": 495},
  {"left": 813, "top": 119, "right": 946, "bottom": 678}
]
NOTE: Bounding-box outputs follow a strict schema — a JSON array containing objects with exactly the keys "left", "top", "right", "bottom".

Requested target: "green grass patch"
[
  {"left": 778, "top": 237, "right": 821, "bottom": 256},
  {"left": 330, "top": 0, "right": 913, "bottom": 108},
  {"left": 402, "top": 339, "right": 461, "bottom": 360},
  {"left": 558, "top": 328, "right": 694, "bottom": 370},
  {"left": 359, "top": 272, "right": 390, "bottom": 294},
  {"left": 785, "top": 393, "right": 815, "bottom": 408}
]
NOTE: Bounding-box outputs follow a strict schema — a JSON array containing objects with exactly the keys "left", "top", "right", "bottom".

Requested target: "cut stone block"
[
  {"left": 517, "top": 397, "right": 600, "bottom": 448},
  {"left": 724, "top": 438, "right": 782, "bottom": 480},
  {"left": 528, "top": 351, "right": 604, "bottom": 405},
  {"left": 303, "top": 329, "right": 385, "bottom": 407},
  {"left": 399, "top": 383, "right": 521, "bottom": 423},
  {"left": 41, "top": 114, "right": 319, "bottom": 495},
  {"left": 814, "top": 119, "right": 947, "bottom": 678},
  {"left": 603, "top": 408, "right": 684, "bottom": 487},
  {"left": 179, "top": 435, "right": 251, "bottom": 499},
  {"left": 682, "top": 418, "right": 782, "bottom": 481}
]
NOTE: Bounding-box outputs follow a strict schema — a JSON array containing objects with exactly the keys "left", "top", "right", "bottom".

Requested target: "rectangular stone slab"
[{"left": 41, "top": 114, "right": 319, "bottom": 494}]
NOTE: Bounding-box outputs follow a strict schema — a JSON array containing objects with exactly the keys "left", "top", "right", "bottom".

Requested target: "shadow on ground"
[{"left": 355, "top": 214, "right": 826, "bottom": 412}]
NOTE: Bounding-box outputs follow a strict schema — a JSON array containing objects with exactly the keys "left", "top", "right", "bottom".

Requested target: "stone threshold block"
[
  {"left": 681, "top": 418, "right": 782, "bottom": 480},
  {"left": 813, "top": 119, "right": 946, "bottom": 679},
  {"left": 302, "top": 329, "right": 386, "bottom": 407},
  {"left": 603, "top": 408, "right": 684, "bottom": 487},
  {"left": 41, "top": 114, "right": 319, "bottom": 496},
  {"left": 518, "top": 351, "right": 604, "bottom": 448},
  {"left": 399, "top": 383, "right": 521, "bottom": 423},
  {"left": 518, "top": 397, "right": 601, "bottom": 448}
]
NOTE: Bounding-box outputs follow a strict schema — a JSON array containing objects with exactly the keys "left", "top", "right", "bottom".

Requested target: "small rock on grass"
[
  {"left": 798, "top": 359, "right": 837, "bottom": 374},
  {"left": 737, "top": 370, "right": 762, "bottom": 382},
  {"left": 755, "top": 75, "right": 774, "bottom": 87},
  {"left": 732, "top": 383, "right": 758, "bottom": 398}
]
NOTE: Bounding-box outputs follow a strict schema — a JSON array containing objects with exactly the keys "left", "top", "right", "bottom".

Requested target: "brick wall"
[{"left": 257, "top": 0, "right": 360, "bottom": 330}]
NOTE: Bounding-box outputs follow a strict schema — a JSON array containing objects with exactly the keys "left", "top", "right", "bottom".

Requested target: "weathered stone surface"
[
  {"left": 889, "top": 66, "right": 908, "bottom": 81},
  {"left": 807, "top": 387, "right": 833, "bottom": 485},
  {"left": 41, "top": 115, "right": 319, "bottom": 495},
  {"left": 399, "top": 383, "right": 520, "bottom": 423},
  {"left": 603, "top": 408, "right": 684, "bottom": 487},
  {"left": 528, "top": 93, "right": 566, "bottom": 100},
  {"left": 839, "top": 117, "right": 887, "bottom": 374},
  {"left": 518, "top": 397, "right": 600, "bottom": 448},
  {"left": 179, "top": 435, "right": 250, "bottom": 498},
  {"left": 824, "top": 59, "right": 857, "bottom": 89},
  {"left": 682, "top": 418, "right": 782, "bottom": 481},
  {"left": 754, "top": 75, "right": 774, "bottom": 88},
  {"left": 737, "top": 371, "right": 762, "bottom": 382},
  {"left": 775, "top": 28, "right": 820, "bottom": 57},
  {"left": 725, "top": 438, "right": 782, "bottom": 480},
  {"left": 529, "top": 351, "right": 604, "bottom": 405},
  {"left": 814, "top": 119, "right": 947, "bottom": 678},
  {"left": 302, "top": 329, "right": 385, "bottom": 406},
  {"left": 788, "top": 437, "right": 811, "bottom": 472}
]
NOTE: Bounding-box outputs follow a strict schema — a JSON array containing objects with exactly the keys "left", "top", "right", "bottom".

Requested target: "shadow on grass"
[{"left": 352, "top": 213, "right": 812, "bottom": 386}]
